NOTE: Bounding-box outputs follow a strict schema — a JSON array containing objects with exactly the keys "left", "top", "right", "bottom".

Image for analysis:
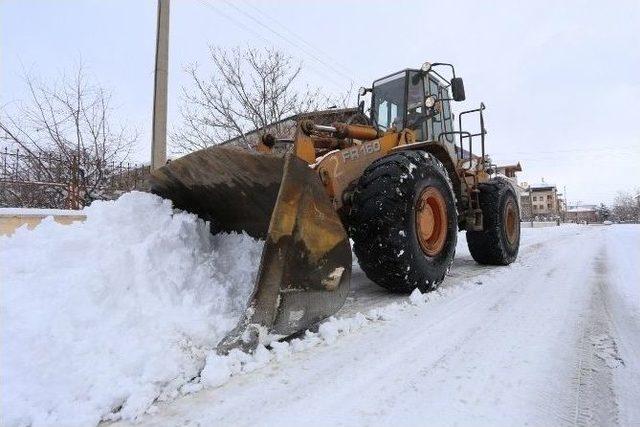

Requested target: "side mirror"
[{"left": 451, "top": 77, "right": 466, "bottom": 101}]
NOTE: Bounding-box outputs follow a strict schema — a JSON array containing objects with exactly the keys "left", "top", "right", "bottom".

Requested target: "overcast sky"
[{"left": 2, "top": 0, "right": 639, "bottom": 205}]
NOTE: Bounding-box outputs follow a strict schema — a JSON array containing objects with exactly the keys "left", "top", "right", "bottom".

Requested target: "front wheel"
[
  {"left": 349, "top": 151, "right": 458, "bottom": 293},
  {"left": 466, "top": 178, "right": 520, "bottom": 265}
]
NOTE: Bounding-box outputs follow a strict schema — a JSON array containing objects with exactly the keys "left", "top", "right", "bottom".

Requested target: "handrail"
[{"left": 457, "top": 103, "right": 487, "bottom": 168}]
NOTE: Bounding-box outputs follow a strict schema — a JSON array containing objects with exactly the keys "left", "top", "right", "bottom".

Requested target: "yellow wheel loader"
[{"left": 150, "top": 62, "right": 521, "bottom": 353}]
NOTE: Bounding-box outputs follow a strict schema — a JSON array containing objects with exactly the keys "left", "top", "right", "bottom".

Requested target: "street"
[{"left": 113, "top": 225, "right": 639, "bottom": 427}]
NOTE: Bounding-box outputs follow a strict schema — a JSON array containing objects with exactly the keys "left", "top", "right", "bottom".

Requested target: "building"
[
  {"left": 495, "top": 163, "right": 522, "bottom": 185},
  {"left": 495, "top": 163, "right": 523, "bottom": 194},
  {"left": 495, "top": 162, "right": 528, "bottom": 214},
  {"left": 519, "top": 178, "right": 562, "bottom": 220},
  {"left": 565, "top": 205, "right": 598, "bottom": 223},
  {"left": 519, "top": 188, "right": 532, "bottom": 219}
]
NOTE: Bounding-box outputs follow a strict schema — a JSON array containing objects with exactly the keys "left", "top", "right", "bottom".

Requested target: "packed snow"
[
  {"left": 112, "top": 224, "right": 640, "bottom": 427},
  {"left": 2, "top": 194, "right": 639, "bottom": 427},
  {"left": 1, "top": 192, "right": 263, "bottom": 427}
]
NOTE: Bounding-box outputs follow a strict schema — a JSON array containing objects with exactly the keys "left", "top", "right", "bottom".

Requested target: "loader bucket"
[{"left": 149, "top": 147, "right": 352, "bottom": 353}]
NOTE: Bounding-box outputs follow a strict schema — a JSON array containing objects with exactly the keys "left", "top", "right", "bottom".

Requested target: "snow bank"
[{"left": 1, "top": 192, "right": 263, "bottom": 427}]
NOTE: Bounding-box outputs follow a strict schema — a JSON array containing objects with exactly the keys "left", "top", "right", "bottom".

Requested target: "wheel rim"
[
  {"left": 415, "top": 187, "right": 448, "bottom": 257},
  {"left": 504, "top": 198, "right": 519, "bottom": 245}
]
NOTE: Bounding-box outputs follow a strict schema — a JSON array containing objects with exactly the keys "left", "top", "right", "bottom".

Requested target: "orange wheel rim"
[
  {"left": 415, "top": 187, "right": 448, "bottom": 256},
  {"left": 504, "top": 199, "right": 518, "bottom": 245}
]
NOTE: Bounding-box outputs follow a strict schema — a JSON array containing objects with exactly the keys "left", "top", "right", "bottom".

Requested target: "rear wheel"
[
  {"left": 349, "top": 151, "right": 458, "bottom": 293},
  {"left": 466, "top": 178, "right": 520, "bottom": 265}
]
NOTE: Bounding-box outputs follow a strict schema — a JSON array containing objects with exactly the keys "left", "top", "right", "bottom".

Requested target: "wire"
[
  {"left": 491, "top": 145, "right": 638, "bottom": 156},
  {"left": 238, "top": 0, "right": 359, "bottom": 79},
  {"left": 219, "top": 0, "right": 356, "bottom": 85},
  {"left": 196, "top": 0, "right": 348, "bottom": 90}
]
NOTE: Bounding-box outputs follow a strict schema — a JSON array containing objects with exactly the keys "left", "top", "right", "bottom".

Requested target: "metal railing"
[{"left": 0, "top": 148, "right": 150, "bottom": 209}]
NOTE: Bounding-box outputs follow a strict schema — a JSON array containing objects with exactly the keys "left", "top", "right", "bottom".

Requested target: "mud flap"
[{"left": 149, "top": 147, "right": 351, "bottom": 353}]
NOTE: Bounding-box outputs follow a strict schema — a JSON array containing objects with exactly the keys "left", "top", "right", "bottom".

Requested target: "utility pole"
[
  {"left": 529, "top": 185, "right": 534, "bottom": 227},
  {"left": 563, "top": 185, "right": 567, "bottom": 222},
  {"left": 151, "top": 0, "right": 170, "bottom": 170}
]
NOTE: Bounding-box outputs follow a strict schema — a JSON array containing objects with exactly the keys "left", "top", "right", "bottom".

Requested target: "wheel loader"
[{"left": 150, "top": 62, "right": 521, "bottom": 353}]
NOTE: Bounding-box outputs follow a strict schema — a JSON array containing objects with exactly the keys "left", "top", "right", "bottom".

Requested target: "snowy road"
[{"left": 112, "top": 225, "right": 639, "bottom": 427}]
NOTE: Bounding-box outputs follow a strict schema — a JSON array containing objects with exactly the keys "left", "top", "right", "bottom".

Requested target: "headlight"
[
  {"left": 421, "top": 62, "right": 432, "bottom": 72},
  {"left": 358, "top": 87, "right": 368, "bottom": 96},
  {"left": 425, "top": 95, "right": 436, "bottom": 108}
]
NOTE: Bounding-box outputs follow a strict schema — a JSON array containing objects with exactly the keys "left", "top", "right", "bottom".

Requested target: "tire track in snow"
[
  {"left": 340, "top": 226, "right": 587, "bottom": 318},
  {"left": 571, "top": 247, "right": 623, "bottom": 426},
  {"left": 376, "top": 233, "right": 603, "bottom": 426}
]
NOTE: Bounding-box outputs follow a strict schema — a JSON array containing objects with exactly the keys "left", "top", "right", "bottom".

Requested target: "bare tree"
[
  {"left": 172, "top": 46, "right": 347, "bottom": 153},
  {"left": 612, "top": 190, "right": 640, "bottom": 223},
  {"left": 0, "top": 67, "right": 137, "bottom": 208}
]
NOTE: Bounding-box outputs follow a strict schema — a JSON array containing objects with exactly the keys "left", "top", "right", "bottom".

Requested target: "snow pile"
[{"left": 1, "top": 192, "right": 263, "bottom": 427}]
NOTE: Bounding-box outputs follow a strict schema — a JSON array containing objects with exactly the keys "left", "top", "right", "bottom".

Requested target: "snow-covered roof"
[
  {"left": 496, "top": 162, "right": 522, "bottom": 172},
  {"left": 530, "top": 182, "right": 556, "bottom": 190},
  {"left": 567, "top": 206, "right": 596, "bottom": 212}
]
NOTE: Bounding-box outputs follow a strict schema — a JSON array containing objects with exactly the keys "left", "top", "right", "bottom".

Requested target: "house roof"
[
  {"left": 530, "top": 182, "right": 556, "bottom": 190},
  {"left": 496, "top": 162, "right": 522, "bottom": 172}
]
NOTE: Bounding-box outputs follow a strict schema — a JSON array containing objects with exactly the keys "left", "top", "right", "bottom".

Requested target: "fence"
[{"left": 0, "top": 148, "right": 150, "bottom": 209}]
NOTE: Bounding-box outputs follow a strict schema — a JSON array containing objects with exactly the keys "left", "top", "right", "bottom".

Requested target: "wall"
[{"left": 0, "top": 209, "right": 85, "bottom": 236}]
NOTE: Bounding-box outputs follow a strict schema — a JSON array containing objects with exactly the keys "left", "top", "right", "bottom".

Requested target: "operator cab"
[{"left": 360, "top": 62, "right": 466, "bottom": 144}]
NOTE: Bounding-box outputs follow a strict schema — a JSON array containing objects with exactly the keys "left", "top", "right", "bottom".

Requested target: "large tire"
[
  {"left": 466, "top": 178, "right": 520, "bottom": 265},
  {"left": 349, "top": 151, "right": 458, "bottom": 293}
]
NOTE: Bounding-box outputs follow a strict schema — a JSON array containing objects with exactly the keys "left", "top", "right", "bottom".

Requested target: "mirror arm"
[{"left": 431, "top": 63, "right": 457, "bottom": 79}]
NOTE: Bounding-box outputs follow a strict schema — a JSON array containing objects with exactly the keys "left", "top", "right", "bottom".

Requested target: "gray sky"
[{"left": 2, "top": 0, "right": 639, "bottom": 205}]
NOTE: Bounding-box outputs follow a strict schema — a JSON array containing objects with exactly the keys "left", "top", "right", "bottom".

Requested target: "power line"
[
  {"left": 219, "top": 0, "right": 356, "bottom": 85},
  {"left": 492, "top": 150, "right": 640, "bottom": 163},
  {"left": 196, "top": 0, "right": 349, "bottom": 90},
  {"left": 498, "top": 152, "right": 640, "bottom": 160},
  {"left": 239, "top": 0, "right": 359, "bottom": 79},
  {"left": 492, "top": 145, "right": 638, "bottom": 156}
]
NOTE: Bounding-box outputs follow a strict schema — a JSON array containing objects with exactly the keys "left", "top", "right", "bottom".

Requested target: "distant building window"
[
  {"left": 533, "top": 205, "right": 537, "bottom": 210},
  {"left": 533, "top": 196, "right": 537, "bottom": 201},
  {"left": 547, "top": 195, "right": 552, "bottom": 200},
  {"left": 547, "top": 203, "right": 552, "bottom": 209}
]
